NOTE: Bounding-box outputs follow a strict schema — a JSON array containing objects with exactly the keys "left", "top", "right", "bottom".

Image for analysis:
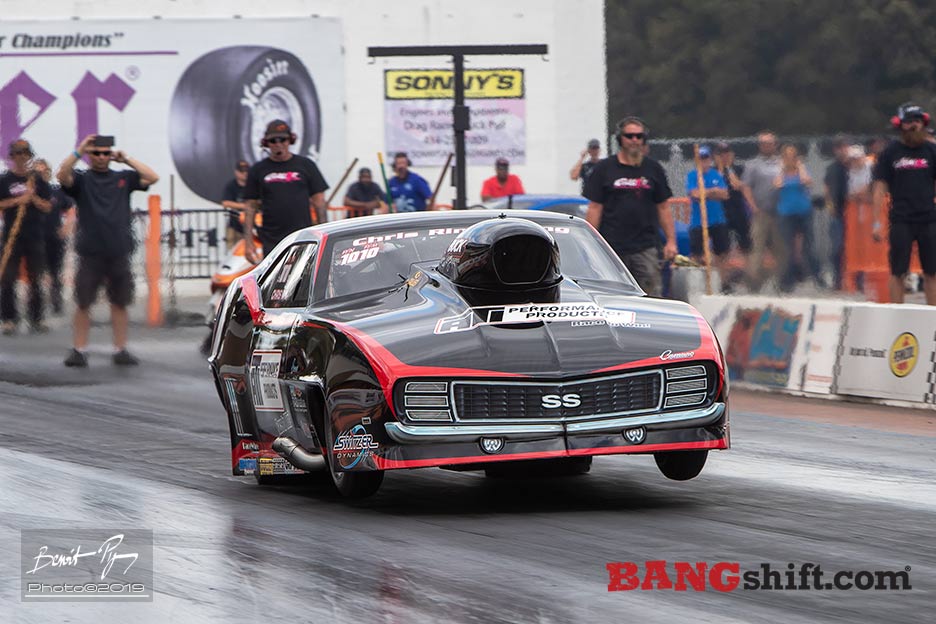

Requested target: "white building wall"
[{"left": 4, "top": 0, "right": 606, "bottom": 206}]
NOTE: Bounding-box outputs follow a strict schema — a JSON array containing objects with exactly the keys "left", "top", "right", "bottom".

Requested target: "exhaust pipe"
[{"left": 272, "top": 437, "right": 327, "bottom": 472}]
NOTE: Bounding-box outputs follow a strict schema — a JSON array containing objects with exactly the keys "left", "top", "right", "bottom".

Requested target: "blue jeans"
[{"left": 779, "top": 213, "right": 821, "bottom": 291}]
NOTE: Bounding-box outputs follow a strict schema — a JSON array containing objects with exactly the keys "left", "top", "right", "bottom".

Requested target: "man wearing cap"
[
  {"left": 243, "top": 120, "right": 328, "bottom": 264},
  {"left": 343, "top": 167, "right": 387, "bottom": 217},
  {"left": 0, "top": 139, "right": 52, "bottom": 335},
  {"left": 872, "top": 103, "right": 936, "bottom": 305},
  {"left": 57, "top": 133, "right": 159, "bottom": 366},
  {"left": 481, "top": 158, "right": 525, "bottom": 202},
  {"left": 388, "top": 152, "right": 433, "bottom": 213},
  {"left": 570, "top": 139, "right": 602, "bottom": 194},
  {"left": 714, "top": 142, "right": 752, "bottom": 257},
  {"left": 221, "top": 160, "right": 250, "bottom": 249},
  {"left": 686, "top": 146, "right": 730, "bottom": 281}
]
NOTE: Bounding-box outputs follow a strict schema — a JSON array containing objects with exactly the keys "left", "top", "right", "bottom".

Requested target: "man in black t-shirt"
[
  {"left": 343, "top": 167, "right": 387, "bottom": 217},
  {"left": 33, "top": 158, "right": 75, "bottom": 315},
  {"left": 570, "top": 138, "right": 602, "bottom": 195},
  {"left": 714, "top": 142, "right": 751, "bottom": 256},
  {"left": 824, "top": 136, "right": 850, "bottom": 290},
  {"left": 0, "top": 139, "right": 52, "bottom": 335},
  {"left": 57, "top": 134, "right": 159, "bottom": 366},
  {"left": 872, "top": 104, "right": 936, "bottom": 305},
  {"left": 584, "top": 117, "right": 676, "bottom": 297},
  {"left": 221, "top": 160, "right": 250, "bottom": 249},
  {"left": 243, "top": 120, "right": 329, "bottom": 264}
]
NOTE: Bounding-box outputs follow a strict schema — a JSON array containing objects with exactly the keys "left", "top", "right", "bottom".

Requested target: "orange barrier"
[
  {"left": 842, "top": 199, "right": 921, "bottom": 303},
  {"left": 669, "top": 197, "right": 691, "bottom": 224},
  {"left": 146, "top": 195, "right": 163, "bottom": 327}
]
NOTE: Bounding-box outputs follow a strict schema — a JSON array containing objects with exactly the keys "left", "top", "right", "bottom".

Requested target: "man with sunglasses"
[
  {"left": 57, "top": 134, "right": 159, "bottom": 367},
  {"left": 584, "top": 117, "right": 675, "bottom": 297},
  {"left": 243, "top": 120, "right": 328, "bottom": 264},
  {"left": 0, "top": 139, "right": 52, "bottom": 335}
]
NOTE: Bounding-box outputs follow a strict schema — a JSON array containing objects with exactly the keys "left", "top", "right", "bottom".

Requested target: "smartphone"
[{"left": 93, "top": 136, "right": 115, "bottom": 147}]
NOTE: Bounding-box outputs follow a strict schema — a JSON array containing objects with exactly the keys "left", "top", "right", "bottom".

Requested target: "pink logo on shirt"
[
  {"left": 613, "top": 177, "right": 651, "bottom": 190},
  {"left": 894, "top": 158, "right": 929, "bottom": 170},
  {"left": 264, "top": 172, "right": 302, "bottom": 183}
]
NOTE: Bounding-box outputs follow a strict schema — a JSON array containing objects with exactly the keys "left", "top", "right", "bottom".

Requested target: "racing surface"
[{"left": 1, "top": 324, "right": 934, "bottom": 622}]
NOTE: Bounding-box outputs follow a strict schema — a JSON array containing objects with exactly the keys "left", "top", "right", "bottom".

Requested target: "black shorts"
[
  {"left": 889, "top": 221, "right": 936, "bottom": 276},
  {"left": 690, "top": 224, "right": 731, "bottom": 257},
  {"left": 74, "top": 254, "right": 135, "bottom": 309}
]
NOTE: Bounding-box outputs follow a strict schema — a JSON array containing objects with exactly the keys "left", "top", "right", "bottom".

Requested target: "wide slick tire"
[
  {"left": 654, "top": 450, "right": 708, "bottom": 481},
  {"left": 169, "top": 45, "right": 321, "bottom": 202}
]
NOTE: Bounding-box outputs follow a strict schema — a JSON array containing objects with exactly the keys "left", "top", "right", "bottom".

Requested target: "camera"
[{"left": 93, "top": 136, "right": 115, "bottom": 148}]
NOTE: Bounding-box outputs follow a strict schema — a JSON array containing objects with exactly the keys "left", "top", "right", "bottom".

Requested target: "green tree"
[{"left": 606, "top": 0, "right": 936, "bottom": 137}]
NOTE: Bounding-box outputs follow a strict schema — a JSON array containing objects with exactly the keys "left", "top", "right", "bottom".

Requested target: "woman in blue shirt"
[{"left": 774, "top": 144, "right": 822, "bottom": 292}]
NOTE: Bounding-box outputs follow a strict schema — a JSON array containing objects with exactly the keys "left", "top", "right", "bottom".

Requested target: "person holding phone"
[{"left": 56, "top": 134, "right": 159, "bottom": 367}]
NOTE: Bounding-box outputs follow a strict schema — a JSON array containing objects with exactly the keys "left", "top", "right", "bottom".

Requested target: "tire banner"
[
  {"left": 383, "top": 68, "right": 526, "bottom": 166},
  {"left": 696, "top": 295, "right": 843, "bottom": 394},
  {"left": 833, "top": 303, "right": 936, "bottom": 404},
  {"left": 0, "top": 18, "right": 344, "bottom": 207}
]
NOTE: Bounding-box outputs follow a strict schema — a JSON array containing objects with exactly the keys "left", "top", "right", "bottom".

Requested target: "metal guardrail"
[{"left": 133, "top": 208, "right": 227, "bottom": 280}]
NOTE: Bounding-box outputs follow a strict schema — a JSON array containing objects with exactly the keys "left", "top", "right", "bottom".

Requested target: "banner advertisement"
[
  {"left": 383, "top": 68, "right": 526, "bottom": 166},
  {"left": 0, "top": 18, "right": 345, "bottom": 208},
  {"left": 833, "top": 304, "right": 936, "bottom": 404}
]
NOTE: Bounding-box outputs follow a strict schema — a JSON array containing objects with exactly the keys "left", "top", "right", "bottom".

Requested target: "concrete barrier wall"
[{"left": 696, "top": 295, "right": 936, "bottom": 409}]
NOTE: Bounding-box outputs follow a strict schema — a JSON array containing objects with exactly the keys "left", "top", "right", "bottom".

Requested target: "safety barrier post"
[{"left": 146, "top": 195, "right": 163, "bottom": 327}]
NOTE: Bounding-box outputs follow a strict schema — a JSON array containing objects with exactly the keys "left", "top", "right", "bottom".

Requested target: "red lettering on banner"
[
  {"left": 606, "top": 562, "right": 640, "bottom": 591},
  {"left": 674, "top": 562, "right": 708, "bottom": 591},
  {"left": 710, "top": 562, "right": 741, "bottom": 592},
  {"left": 640, "top": 560, "right": 674, "bottom": 590}
]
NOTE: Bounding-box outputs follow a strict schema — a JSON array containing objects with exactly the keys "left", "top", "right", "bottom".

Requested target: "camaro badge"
[
  {"left": 624, "top": 427, "right": 646, "bottom": 445},
  {"left": 480, "top": 437, "right": 505, "bottom": 454}
]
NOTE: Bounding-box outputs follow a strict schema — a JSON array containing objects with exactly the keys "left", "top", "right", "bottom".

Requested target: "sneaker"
[
  {"left": 113, "top": 349, "right": 140, "bottom": 366},
  {"left": 64, "top": 348, "right": 89, "bottom": 368},
  {"left": 1, "top": 321, "right": 15, "bottom": 336},
  {"left": 29, "top": 322, "right": 49, "bottom": 334}
]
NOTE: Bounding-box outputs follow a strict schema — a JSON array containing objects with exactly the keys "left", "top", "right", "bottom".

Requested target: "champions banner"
[{"left": 0, "top": 18, "right": 345, "bottom": 208}]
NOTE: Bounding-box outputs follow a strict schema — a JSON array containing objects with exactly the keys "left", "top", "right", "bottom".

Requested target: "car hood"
[{"left": 314, "top": 272, "right": 707, "bottom": 377}]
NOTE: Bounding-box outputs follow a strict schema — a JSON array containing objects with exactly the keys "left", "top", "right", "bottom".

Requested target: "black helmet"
[{"left": 437, "top": 217, "right": 562, "bottom": 308}]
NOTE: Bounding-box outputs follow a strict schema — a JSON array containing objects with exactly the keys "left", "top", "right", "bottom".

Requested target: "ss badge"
[{"left": 623, "top": 427, "right": 646, "bottom": 445}]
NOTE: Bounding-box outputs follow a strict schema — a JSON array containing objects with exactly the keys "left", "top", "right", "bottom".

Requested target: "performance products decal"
[
  {"left": 249, "top": 350, "right": 284, "bottom": 412},
  {"left": 434, "top": 303, "right": 649, "bottom": 334}
]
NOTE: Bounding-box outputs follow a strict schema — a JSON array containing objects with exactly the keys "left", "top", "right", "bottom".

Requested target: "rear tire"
[{"left": 654, "top": 450, "right": 708, "bottom": 481}]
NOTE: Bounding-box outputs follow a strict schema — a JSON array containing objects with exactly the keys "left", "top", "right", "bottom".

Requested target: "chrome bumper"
[{"left": 384, "top": 402, "right": 726, "bottom": 444}]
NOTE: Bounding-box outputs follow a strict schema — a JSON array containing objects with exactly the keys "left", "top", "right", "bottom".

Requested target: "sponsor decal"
[
  {"left": 660, "top": 350, "right": 695, "bottom": 361},
  {"left": 435, "top": 303, "right": 649, "bottom": 334},
  {"left": 612, "top": 177, "right": 652, "bottom": 190},
  {"left": 258, "top": 457, "right": 274, "bottom": 476},
  {"left": 239, "top": 440, "right": 259, "bottom": 453},
  {"left": 725, "top": 306, "right": 801, "bottom": 387},
  {"left": 385, "top": 68, "right": 524, "bottom": 100},
  {"left": 623, "top": 427, "right": 646, "bottom": 444},
  {"left": 263, "top": 171, "right": 302, "bottom": 183},
  {"left": 889, "top": 332, "right": 918, "bottom": 378},
  {"left": 333, "top": 424, "right": 379, "bottom": 469},
  {"left": 541, "top": 393, "right": 582, "bottom": 409},
  {"left": 238, "top": 458, "right": 257, "bottom": 474},
  {"left": 248, "top": 350, "right": 284, "bottom": 412},
  {"left": 479, "top": 437, "right": 505, "bottom": 454},
  {"left": 893, "top": 157, "right": 929, "bottom": 170}
]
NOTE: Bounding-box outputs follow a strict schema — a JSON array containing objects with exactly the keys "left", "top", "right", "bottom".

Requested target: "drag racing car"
[{"left": 207, "top": 210, "right": 729, "bottom": 498}]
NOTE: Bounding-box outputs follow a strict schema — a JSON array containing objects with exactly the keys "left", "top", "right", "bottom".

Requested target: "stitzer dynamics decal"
[
  {"left": 249, "top": 350, "right": 284, "bottom": 412},
  {"left": 434, "top": 303, "right": 650, "bottom": 334},
  {"left": 333, "top": 424, "right": 380, "bottom": 469}
]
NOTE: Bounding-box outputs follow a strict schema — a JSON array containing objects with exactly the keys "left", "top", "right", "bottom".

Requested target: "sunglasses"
[
  {"left": 622, "top": 132, "right": 645, "bottom": 140},
  {"left": 89, "top": 150, "right": 112, "bottom": 157},
  {"left": 266, "top": 137, "right": 289, "bottom": 144},
  {"left": 11, "top": 150, "right": 31, "bottom": 156}
]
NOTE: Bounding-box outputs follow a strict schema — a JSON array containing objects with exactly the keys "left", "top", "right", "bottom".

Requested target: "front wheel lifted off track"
[{"left": 654, "top": 450, "right": 708, "bottom": 481}]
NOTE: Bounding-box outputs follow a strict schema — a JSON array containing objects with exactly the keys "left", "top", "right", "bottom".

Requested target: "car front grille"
[{"left": 452, "top": 370, "right": 663, "bottom": 421}]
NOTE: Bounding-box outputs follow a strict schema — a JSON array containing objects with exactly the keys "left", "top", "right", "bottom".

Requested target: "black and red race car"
[{"left": 207, "top": 210, "right": 729, "bottom": 498}]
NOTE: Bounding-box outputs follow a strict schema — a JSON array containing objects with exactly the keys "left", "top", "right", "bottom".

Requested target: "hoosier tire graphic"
[{"left": 169, "top": 46, "right": 322, "bottom": 202}]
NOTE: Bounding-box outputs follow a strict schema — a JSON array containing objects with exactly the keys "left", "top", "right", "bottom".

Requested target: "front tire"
[{"left": 654, "top": 450, "right": 708, "bottom": 481}]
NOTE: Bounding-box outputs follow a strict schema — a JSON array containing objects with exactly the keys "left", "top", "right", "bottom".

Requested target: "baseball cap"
[
  {"left": 495, "top": 157, "right": 509, "bottom": 167},
  {"left": 9, "top": 139, "right": 32, "bottom": 155},
  {"left": 235, "top": 160, "right": 250, "bottom": 171},
  {"left": 264, "top": 119, "right": 292, "bottom": 139},
  {"left": 698, "top": 145, "right": 712, "bottom": 158},
  {"left": 587, "top": 138, "right": 601, "bottom": 149},
  {"left": 714, "top": 141, "right": 731, "bottom": 154},
  {"left": 359, "top": 167, "right": 372, "bottom": 176}
]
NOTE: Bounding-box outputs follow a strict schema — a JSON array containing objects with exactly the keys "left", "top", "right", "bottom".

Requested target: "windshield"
[{"left": 318, "top": 216, "right": 640, "bottom": 300}]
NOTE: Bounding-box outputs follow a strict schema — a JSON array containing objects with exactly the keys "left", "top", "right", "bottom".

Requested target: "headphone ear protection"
[
  {"left": 615, "top": 116, "right": 650, "bottom": 147},
  {"left": 893, "top": 104, "right": 931, "bottom": 129}
]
